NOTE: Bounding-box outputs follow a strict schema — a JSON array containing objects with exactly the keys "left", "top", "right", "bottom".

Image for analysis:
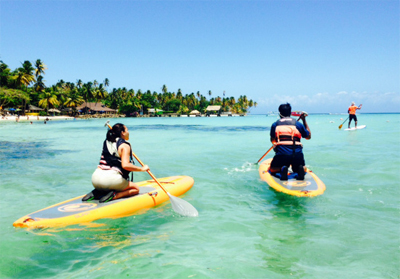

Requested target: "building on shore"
[
  {"left": 76, "top": 102, "right": 117, "bottom": 115},
  {"left": 206, "top": 105, "right": 221, "bottom": 116}
]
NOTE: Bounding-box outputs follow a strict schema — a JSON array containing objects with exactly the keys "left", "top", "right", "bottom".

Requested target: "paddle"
[
  {"left": 105, "top": 121, "right": 198, "bottom": 217},
  {"left": 255, "top": 145, "right": 274, "bottom": 164},
  {"left": 338, "top": 117, "right": 349, "bottom": 129}
]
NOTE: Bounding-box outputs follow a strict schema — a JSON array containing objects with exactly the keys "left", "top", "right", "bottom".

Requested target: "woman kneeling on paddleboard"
[
  {"left": 83, "top": 123, "right": 149, "bottom": 203},
  {"left": 269, "top": 103, "right": 311, "bottom": 181}
]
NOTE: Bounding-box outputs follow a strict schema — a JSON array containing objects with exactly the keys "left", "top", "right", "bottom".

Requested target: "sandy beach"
[{"left": 0, "top": 115, "right": 75, "bottom": 122}]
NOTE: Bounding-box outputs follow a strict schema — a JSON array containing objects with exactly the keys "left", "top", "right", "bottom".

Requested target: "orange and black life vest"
[
  {"left": 348, "top": 105, "right": 358, "bottom": 115},
  {"left": 274, "top": 117, "right": 302, "bottom": 147}
]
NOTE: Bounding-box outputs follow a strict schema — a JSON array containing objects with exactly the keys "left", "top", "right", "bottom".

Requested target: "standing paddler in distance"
[
  {"left": 348, "top": 102, "right": 362, "bottom": 129},
  {"left": 269, "top": 103, "right": 311, "bottom": 181},
  {"left": 82, "top": 123, "right": 149, "bottom": 203}
]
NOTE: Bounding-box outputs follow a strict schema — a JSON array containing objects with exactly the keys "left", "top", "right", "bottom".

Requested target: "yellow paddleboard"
[
  {"left": 259, "top": 158, "right": 325, "bottom": 197},
  {"left": 13, "top": 175, "right": 194, "bottom": 229}
]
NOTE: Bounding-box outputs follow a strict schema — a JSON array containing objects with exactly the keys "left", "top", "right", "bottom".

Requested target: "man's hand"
[{"left": 299, "top": 112, "right": 307, "bottom": 121}]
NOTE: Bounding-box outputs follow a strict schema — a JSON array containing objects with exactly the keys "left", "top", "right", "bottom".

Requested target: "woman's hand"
[{"left": 141, "top": 165, "right": 149, "bottom": 172}]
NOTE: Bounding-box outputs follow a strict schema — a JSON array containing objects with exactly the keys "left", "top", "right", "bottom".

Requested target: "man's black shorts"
[
  {"left": 270, "top": 153, "right": 305, "bottom": 173},
  {"left": 349, "top": 114, "right": 357, "bottom": 122}
]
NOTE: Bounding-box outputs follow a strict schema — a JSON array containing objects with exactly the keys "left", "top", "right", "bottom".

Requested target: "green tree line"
[{"left": 0, "top": 59, "right": 257, "bottom": 115}]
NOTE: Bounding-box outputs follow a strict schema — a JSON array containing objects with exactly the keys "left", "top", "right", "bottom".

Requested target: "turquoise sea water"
[{"left": 0, "top": 114, "right": 399, "bottom": 279}]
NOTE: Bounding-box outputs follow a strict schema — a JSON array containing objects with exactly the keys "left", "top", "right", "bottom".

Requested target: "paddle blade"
[
  {"left": 339, "top": 124, "right": 343, "bottom": 129},
  {"left": 167, "top": 193, "right": 198, "bottom": 217}
]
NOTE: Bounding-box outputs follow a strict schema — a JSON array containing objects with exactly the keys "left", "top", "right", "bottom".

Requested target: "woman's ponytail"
[
  {"left": 106, "top": 123, "right": 125, "bottom": 142},
  {"left": 106, "top": 129, "right": 116, "bottom": 142}
]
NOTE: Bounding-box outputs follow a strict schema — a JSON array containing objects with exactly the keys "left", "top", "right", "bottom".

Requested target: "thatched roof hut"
[{"left": 76, "top": 102, "right": 117, "bottom": 114}]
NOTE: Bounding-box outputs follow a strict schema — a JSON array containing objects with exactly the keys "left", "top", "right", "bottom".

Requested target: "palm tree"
[
  {"left": 0, "top": 62, "right": 12, "bottom": 87},
  {"left": 107, "top": 88, "right": 123, "bottom": 109},
  {"left": 94, "top": 83, "right": 108, "bottom": 104},
  {"left": 76, "top": 79, "right": 83, "bottom": 89},
  {"left": 136, "top": 89, "right": 142, "bottom": 100},
  {"left": 34, "top": 59, "right": 47, "bottom": 78},
  {"left": 82, "top": 82, "right": 94, "bottom": 107},
  {"left": 17, "top": 61, "right": 35, "bottom": 88},
  {"left": 177, "top": 89, "right": 183, "bottom": 101},
  {"left": 34, "top": 75, "right": 46, "bottom": 93},
  {"left": 39, "top": 88, "right": 60, "bottom": 113},
  {"left": 104, "top": 78, "right": 109, "bottom": 88},
  {"left": 231, "top": 103, "right": 242, "bottom": 114},
  {"left": 208, "top": 90, "right": 212, "bottom": 98},
  {"left": 162, "top": 84, "right": 168, "bottom": 94},
  {"left": 56, "top": 79, "right": 65, "bottom": 89},
  {"left": 17, "top": 61, "right": 35, "bottom": 114},
  {"left": 64, "top": 88, "right": 84, "bottom": 113},
  {"left": 229, "top": 96, "right": 236, "bottom": 106}
]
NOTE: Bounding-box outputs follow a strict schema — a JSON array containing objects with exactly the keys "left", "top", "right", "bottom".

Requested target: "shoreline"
[
  {"left": 0, "top": 115, "right": 75, "bottom": 122},
  {"left": 0, "top": 114, "right": 247, "bottom": 122}
]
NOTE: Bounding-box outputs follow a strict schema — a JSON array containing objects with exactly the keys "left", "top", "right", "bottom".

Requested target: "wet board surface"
[
  {"left": 13, "top": 176, "right": 194, "bottom": 228},
  {"left": 259, "top": 158, "right": 326, "bottom": 197},
  {"left": 344, "top": 125, "right": 366, "bottom": 131},
  {"left": 28, "top": 186, "right": 157, "bottom": 220}
]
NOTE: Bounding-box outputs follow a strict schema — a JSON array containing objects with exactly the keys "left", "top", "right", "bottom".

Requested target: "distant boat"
[{"left": 291, "top": 111, "right": 308, "bottom": 117}]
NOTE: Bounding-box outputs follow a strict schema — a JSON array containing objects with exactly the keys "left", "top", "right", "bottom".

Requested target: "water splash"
[{"left": 224, "top": 162, "right": 254, "bottom": 175}]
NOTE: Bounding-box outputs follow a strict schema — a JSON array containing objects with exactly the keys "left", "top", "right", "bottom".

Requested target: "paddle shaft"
[
  {"left": 129, "top": 151, "right": 170, "bottom": 196},
  {"left": 105, "top": 122, "right": 169, "bottom": 195},
  {"left": 339, "top": 117, "right": 349, "bottom": 129},
  {"left": 256, "top": 145, "right": 274, "bottom": 164}
]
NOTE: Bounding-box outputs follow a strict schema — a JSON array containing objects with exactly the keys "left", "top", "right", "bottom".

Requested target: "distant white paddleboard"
[{"left": 344, "top": 125, "right": 366, "bottom": 131}]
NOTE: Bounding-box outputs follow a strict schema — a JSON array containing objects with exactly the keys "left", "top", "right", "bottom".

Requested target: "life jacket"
[
  {"left": 348, "top": 105, "right": 358, "bottom": 115},
  {"left": 98, "top": 138, "right": 133, "bottom": 179},
  {"left": 274, "top": 117, "right": 302, "bottom": 147}
]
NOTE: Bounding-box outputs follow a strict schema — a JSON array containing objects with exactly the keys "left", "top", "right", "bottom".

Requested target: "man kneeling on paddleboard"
[
  {"left": 269, "top": 103, "right": 311, "bottom": 181},
  {"left": 83, "top": 123, "right": 149, "bottom": 203}
]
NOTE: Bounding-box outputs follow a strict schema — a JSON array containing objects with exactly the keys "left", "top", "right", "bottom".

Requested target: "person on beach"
[
  {"left": 83, "top": 123, "right": 149, "bottom": 203},
  {"left": 269, "top": 103, "right": 311, "bottom": 181},
  {"left": 348, "top": 102, "right": 362, "bottom": 128}
]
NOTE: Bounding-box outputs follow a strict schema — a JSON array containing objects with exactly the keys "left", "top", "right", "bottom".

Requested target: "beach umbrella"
[
  {"left": 9, "top": 108, "right": 16, "bottom": 111},
  {"left": 48, "top": 109, "right": 61, "bottom": 113}
]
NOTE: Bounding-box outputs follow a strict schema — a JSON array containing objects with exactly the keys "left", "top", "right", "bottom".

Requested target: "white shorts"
[{"left": 91, "top": 168, "right": 129, "bottom": 191}]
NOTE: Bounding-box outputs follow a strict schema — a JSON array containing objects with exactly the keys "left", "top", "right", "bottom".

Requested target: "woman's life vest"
[
  {"left": 274, "top": 117, "right": 302, "bottom": 147},
  {"left": 98, "top": 137, "right": 133, "bottom": 179}
]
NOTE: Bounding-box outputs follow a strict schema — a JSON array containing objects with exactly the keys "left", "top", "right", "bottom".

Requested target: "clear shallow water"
[{"left": 0, "top": 114, "right": 399, "bottom": 279}]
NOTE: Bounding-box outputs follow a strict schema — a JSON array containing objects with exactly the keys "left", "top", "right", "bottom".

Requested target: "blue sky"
[{"left": 1, "top": 0, "right": 399, "bottom": 113}]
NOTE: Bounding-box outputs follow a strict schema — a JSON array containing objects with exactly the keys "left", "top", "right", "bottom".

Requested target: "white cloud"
[{"left": 254, "top": 90, "right": 400, "bottom": 113}]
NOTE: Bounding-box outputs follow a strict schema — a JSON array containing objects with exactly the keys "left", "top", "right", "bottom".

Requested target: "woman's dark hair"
[
  {"left": 278, "top": 103, "right": 292, "bottom": 117},
  {"left": 106, "top": 123, "right": 125, "bottom": 142}
]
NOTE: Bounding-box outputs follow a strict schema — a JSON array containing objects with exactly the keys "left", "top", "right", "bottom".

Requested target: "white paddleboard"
[{"left": 344, "top": 125, "right": 366, "bottom": 131}]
